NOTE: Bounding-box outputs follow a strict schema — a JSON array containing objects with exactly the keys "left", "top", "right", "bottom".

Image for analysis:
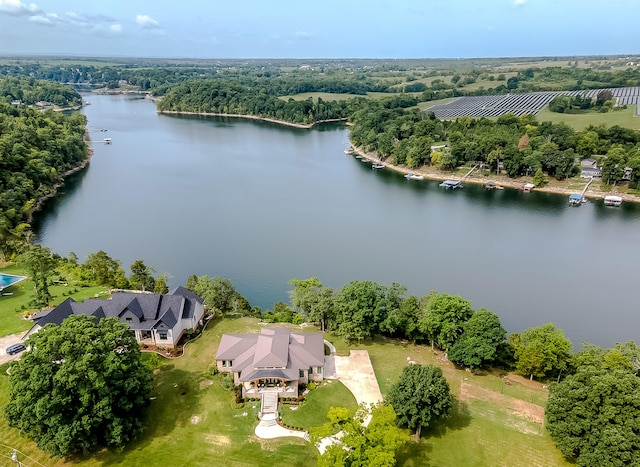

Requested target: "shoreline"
[
  {"left": 351, "top": 146, "right": 640, "bottom": 204},
  {"left": 27, "top": 148, "right": 93, "bottom": 224},
  {"left": 157, "top": 110, "right": 347, "bottom": 129}
]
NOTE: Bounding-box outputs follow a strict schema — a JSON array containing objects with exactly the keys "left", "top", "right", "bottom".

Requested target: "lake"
[{"left": 34, "top": 94, "right": 640, "bottom": 347}]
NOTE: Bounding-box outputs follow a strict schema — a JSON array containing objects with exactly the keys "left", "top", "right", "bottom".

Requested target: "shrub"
[{"left": 308, "top": 382, "right": 316, "bottom": 390}]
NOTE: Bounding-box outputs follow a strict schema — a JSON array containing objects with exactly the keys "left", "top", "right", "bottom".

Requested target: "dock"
[
  {"left": 439, "top": 180, "right": 463, "bottom": 189},
  {"left": 568, "top": 178, "right": 593, "bottom": 205}
]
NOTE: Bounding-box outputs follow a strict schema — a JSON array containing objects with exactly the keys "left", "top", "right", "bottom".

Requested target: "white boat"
[
  {"left": 604, "top": 195, "right": 622, "bottom": 206},
  {"left": 405, "top": 173, "right": 424, "bottom": 181},
  {"left": 372, "top": 163, "right": 385, "bottom": 170},
  {"left": 100, "top": 128, "right": 108, "bottom": 132},
  {"left": 522, "top": 183, "right": 535, "bottom": 192},
  {"left": 344, "top": 148, "right": 353, "bottom": 155},
  {"left": 103, "top": 138, "right": 112, "bottom": 144}
]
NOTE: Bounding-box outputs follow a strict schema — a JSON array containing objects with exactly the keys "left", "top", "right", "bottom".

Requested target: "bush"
[{"left": 308, "top": 382, "right": 316, "bottom": 390}]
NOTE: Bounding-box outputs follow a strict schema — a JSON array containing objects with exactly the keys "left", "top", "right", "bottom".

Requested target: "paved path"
[
  {"left": 254, "top": 414, "right": 308, "bottom": 440},
  {"left": 334, "top": 350, "right": 383, "bottom": 405},
  {"left": 0, "top": 332, "right": 26, "bottom": 365}
]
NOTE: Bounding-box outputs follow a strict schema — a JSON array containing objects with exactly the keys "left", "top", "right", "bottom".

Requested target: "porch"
[{"left": 242, "top": 378, "right": 298, "bottom": 398}]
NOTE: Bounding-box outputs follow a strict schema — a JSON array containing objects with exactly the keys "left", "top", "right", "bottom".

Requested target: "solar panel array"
[{"left": 427, "top": 87, "right": 640, "bottom": 118}]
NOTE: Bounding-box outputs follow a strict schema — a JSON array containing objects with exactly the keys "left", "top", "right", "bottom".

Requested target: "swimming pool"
[{"left": 0, "top": 274, "right": 27, "bottom": 291}]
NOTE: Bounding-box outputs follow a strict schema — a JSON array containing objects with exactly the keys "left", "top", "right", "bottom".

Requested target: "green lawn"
[
  {"left": 280, "top": 380, "right": 357, "bottom": 431},
  {"left": 0, "top": 317, "right": 572, "bottom": 466},
  {"left": 536, "top": 105, "right": 640, "bottom": 130},
  {"left": 0, "top": 264, "right": 109, "bottom": 337}
]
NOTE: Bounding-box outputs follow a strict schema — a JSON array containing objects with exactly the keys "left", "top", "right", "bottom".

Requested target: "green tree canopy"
[
  {"left": 417, "top": 293, "right": 474, "bottom": 350},
  {"left": 19, "top": 244, "right": 56, "bottom": 308},
  {"left": 448, "top": 308, "right": 506, "bottom": 369},
  {"left": 5, "top": 315, "right": 153, "bottom": 456},
  {"left": 387, "top": 364, "right": 453, "bottom": 438},
  {"left": 510, "top": 323, "right": 573, "bottom": 380},
  {"left": 129, "top": 259, "right": 156, "bottom": 292},
  {"left": 311, "top": 404, "right": 409, "bottom": 467},
  {"left": 546, "top": 368, "right": 640, "bottom": 466}
]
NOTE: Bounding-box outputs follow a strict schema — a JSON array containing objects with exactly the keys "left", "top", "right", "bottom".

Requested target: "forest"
[{"left": 0, "top": 93, "right": 88, "bottom": 259}]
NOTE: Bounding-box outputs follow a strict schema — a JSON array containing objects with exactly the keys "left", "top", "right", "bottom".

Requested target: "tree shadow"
[
  {"left": 426, "top": 399, "right": 472, "bottom": 438},
  {"left": 71, "top": 367, "right": 201, "bottom": 466},
  {"left": 396, "top": 438, "right": 434, "bottom": 467}
]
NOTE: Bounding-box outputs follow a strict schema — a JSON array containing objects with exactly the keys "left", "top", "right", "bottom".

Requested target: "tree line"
[
  {"left": 349, "top": 97, "right": 640, "bottom": 184},
  {"left": 0, "top": 98, "right": 88, "bottom": 261},
  {"left": 0, "top": 76, "right": 82, "bottom": 107}
]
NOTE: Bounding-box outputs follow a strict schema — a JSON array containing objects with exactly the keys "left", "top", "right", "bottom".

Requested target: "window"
[
  {"left": 222, "top": 360, "right": 227, "bottom": 367},
  {"left": 299, "top": 369, "right": 304, "bottom": 378},
  {"left": 159, "top": 332, "right": 168, "bottom": 340},
  {"left": 309, "top": 367, "right": 314, "bottom": 374},
  {"left": 125, "top": 317, "right": 132, "bottom": 323},
  {"left": 316, "top": 366, "right": 322, "bottom": 374}
]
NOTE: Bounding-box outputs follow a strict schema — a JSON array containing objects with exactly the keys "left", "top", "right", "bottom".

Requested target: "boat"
[
  {"left": 100, "top": 128, "right": 108, "bottom": 132},
  {"left": 103, "top": 137, "right": 112, "bottom": 144},
  {"left": 344, "top": 148, "right": 353, "bottom": 155},
  {"left": 83, "top": 101, "right": 91, "bottom": 105},
  {"left": 372, "top": 163, "right": 385, "bottom": 170},
  {"left": 439, "top": 180, "right": 463, "bottom": 189},
  {"left": 604, "top": 195, "right": 622, "bottom": 206},
  {"left": 405, "top": 173, "right": 424, "bottom": 181},
  {"left": 522, "top": 183, "right": 535, "bottom": 192},
  {"left": 569, "top": 194, "right": 583, "bottom": 206}
]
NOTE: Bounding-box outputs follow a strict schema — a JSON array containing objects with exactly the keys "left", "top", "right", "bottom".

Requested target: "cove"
[{"left": 34, "top": 94, "right": 640, "bottom": 347}]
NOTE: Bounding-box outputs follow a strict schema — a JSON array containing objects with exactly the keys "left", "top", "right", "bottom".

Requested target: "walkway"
[{"left": 334, "top": 350, "right": 383, "bottom": 406}]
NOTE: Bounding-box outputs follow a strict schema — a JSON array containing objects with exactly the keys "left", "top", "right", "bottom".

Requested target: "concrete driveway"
[
  {"left": 334, "top": 350, "right": 383, "bottom": 405},
  {"left": 0, "top": 332, "right": 27, "bottom": 365}
]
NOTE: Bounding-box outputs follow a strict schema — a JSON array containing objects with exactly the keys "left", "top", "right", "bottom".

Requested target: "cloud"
[
  {"left": 0, "top": 0, "right": 40, "bottom": 16},
  {"left": 295, "top": 31, "right": 312, "bottom": 39},
  {"left": 110, "top": 24, "right": 122, "bottom": 33},
  {"left": 136, "top": 14, "right": 160, "bottom": 29},
  {"left": 513, "top": 0, "right": 527, "bottom": 4}
]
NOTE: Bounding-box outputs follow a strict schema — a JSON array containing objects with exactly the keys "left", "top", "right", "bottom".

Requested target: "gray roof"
[
  {"left": 216, "top": 328, "right": 324, "bottom": 382},
  {"left": 32, "top": 289, "right": 203, "bottom": 332}
]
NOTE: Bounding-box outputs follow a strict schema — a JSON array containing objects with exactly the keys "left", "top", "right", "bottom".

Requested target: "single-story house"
[
  {"left": 24, "top": 287, "right": 204, "bottom": 347},
  {"left": 215, "top": 328, "right": 325, "bottom": 398}
]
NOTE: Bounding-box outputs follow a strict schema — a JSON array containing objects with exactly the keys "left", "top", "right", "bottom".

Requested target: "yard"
[{"left": 0, "top": 317, "right": 571, "bottom": 466}]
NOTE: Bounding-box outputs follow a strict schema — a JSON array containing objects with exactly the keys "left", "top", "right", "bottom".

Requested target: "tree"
[
  {"left": 335, "top": 280, "right": 386, "bottom": 342},
  {"left": 20, "top": 244, "right": 56, "bottom": 308},
  {"left": 311, "top": 404, "right": 409, "bottom": 467},
  {"left": 129, "top": 259, "right": 156, "bottom": 292},
  {"left": 448, "top": 309, "right": 506, "bottom": 369},
  {"left": 510, "top": 323, "right": 573, "bottom": 380},
  {"left": 153, "top": 273, "right": 169, "bottom": 294},
  {"left": 4, "top": 315, "right": 153, "bottom": 456},
  {"left": 546, "top": 368, "right": 640, "bottom": 466},
  {"left": 191, "top": 275, "right": 243, "bottom": 313},
  {"left": 387, "top": 364, "right": 453, "bottom": 438},
  {"left": 82, "top": 250, "right": 128, "bottom": 288},
  {"left": 417, "top": 293, "right": 474, "bottom": 350}
]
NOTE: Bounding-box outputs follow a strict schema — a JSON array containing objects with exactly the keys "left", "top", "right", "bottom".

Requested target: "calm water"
[{"left": 34, "top": 94, "right": 640, "bottom": 347}]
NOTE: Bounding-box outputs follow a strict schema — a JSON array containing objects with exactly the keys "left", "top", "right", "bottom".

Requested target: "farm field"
[{"left": 536, "top": 104, "right": 640, "bottom": 130}]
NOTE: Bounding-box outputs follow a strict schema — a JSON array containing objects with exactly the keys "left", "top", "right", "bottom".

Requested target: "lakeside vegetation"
[{"left": 2, "top": 57, "right": 640, "bottom": 466}]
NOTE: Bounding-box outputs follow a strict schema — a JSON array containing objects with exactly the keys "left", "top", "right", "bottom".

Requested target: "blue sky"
[{"left": 0, "top": 0, "right": 638, "bottom": 58}]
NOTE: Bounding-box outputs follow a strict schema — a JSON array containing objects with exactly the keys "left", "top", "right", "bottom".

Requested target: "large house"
[
  {"left": 24, "top": 287, "right": 204, "bottom": 347},
  {"left": 215, "top": 328, "right": 325, "bottom": 398}
]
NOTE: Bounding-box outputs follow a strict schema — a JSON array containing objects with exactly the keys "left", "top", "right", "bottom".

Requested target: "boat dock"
[
  {"left": 568, "top": 178, "right": 593, "bottom": 205},
  {"left": 439, "top": 180, "right": 463, "bottom": 189}
]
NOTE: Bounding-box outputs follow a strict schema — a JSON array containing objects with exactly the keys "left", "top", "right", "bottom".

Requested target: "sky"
[{"left": 0, "top": 0, "right": 638, "bottom": 59}]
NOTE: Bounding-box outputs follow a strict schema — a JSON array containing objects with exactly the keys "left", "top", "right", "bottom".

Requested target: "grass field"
[
  {"left": 0, "top": 317, "right": 571, "bottom": 466},
  {"left": 536, "top": 105, "right": 640, "bottom": 130},
  {"left": 0, "top": 264, "right": 109, "bottom": 337}
]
